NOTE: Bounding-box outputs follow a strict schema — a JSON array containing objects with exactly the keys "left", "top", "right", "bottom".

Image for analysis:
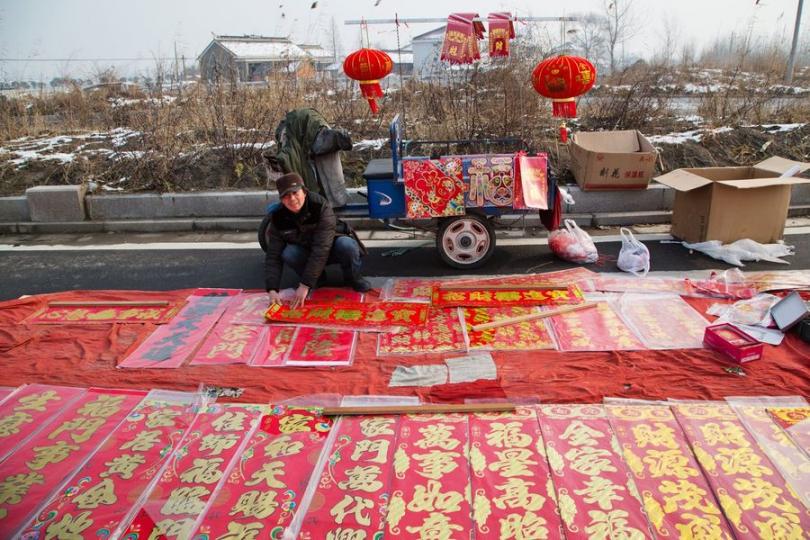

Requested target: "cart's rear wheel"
[{"left": 437, "top": 214, "right": 496, "bottom": 269}]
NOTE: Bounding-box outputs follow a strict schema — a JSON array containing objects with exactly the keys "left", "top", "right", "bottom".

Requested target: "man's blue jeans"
[{"left": 281, "top": 236, "right": 362, "bottom": 284}]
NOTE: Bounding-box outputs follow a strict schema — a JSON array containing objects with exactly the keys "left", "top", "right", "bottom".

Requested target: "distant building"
[
  {"left": 198, "top": 35, "right": 334, "bottom": 82},
  {"left": 411, "top": 26, "right": 446, "bottom": 80}
]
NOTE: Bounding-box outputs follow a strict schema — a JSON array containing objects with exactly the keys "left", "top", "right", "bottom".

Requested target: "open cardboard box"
[
  {"left": 568, "top": 130, "right": 657, "bottom": 190},
  {"left": 655, "top": 157, "right": 810, "bottom": 243}
]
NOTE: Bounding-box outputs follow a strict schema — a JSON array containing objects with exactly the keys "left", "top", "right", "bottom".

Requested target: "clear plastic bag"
[
  {"left": 548, "top": 219, "right": 598, "bottom": 264},
  {"left": 683, "top": 239, "right": 795, "bottom": 266},
  {"left": 617, "top": 227, "right": 650, "bottom": 277}
]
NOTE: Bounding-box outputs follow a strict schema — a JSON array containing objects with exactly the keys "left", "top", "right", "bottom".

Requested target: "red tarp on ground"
[{"left": 1, "top": 289, "right": 809, "bottom": 403}]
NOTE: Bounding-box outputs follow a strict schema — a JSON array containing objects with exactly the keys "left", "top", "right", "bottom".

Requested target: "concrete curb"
[{"left": 2, "top": 184, "right": 810, "bottom": 234}]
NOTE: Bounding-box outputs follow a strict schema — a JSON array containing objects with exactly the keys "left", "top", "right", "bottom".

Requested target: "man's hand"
[
  {"left": 268, "top": 291, "right": 283, "bottom": 306},
  {"left": 291, "top": 284, "right": 310, "bottom": 309}
]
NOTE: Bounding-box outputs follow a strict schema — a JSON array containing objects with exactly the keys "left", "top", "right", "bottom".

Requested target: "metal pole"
[
  {"left": 345, "top": 16, "right": 578, "bottom": 25},
  {"left": 785, "top": 0, "right": 804, "bottom": 84}
]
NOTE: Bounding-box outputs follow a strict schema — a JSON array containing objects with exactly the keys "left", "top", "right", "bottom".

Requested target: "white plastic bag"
[
  {"left": 617, "top": 227, "right": 651, "bottom": 276},
  {"left": 683, "top": 239, "right": 794, "bottom": 266},
  {"left": 548, "top": 219, "right": 598, "bottom": 264}
]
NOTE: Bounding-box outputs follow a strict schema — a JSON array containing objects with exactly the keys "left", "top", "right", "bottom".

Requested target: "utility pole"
[{"left": 785, "top": 0, "right": 804, "bottom": 84}]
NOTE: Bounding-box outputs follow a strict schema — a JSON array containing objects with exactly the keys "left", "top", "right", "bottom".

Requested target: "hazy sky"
[{"left": 0, "top": 0, "right": 806, "bottom": 81}]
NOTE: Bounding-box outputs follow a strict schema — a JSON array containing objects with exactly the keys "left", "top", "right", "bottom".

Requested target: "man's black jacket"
[{"left": 263, "top": 191, "right": 336, "bottom": 292}]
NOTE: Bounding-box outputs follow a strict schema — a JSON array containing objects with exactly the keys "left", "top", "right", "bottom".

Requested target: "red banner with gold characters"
[
  {"left": 440, "top": 12, "right": 485, "bottom": 64},
  {"left": 197, "top": 406, "right": 333, "bottom": 539},
  {"left": 284, "top": 327, "right": 358, "bottom": 366},
  {"left": 768, "top": 406, "right": 810, "bottom": 430},
  {"left": 549, "top": 299, "right": 644, "bottom": 351},
  {"left": 266, "top": 301, "right": 430, "bottom": 330},
  {"left": 298, "top": 414, "right": 400, "bottom": 538},
  {"left": 463, "top": 306, "right": 556, "bottom": 351},
  {"left": 0, "top": 387, "right": 145, "bottom": 538},
  {"left": 119, "top": 289, "right": 240, "bottom": 368},
  {"left": 487, "top": 12, "right": 514, "bottom": 58},
  {"left": 590, "top": 275, "right": 692, "bottom": 296},
  {"left": 432, "top": 284, "right": 584, "bottom": 308},
  {"left": 191, "top": 324, "right": 268, "bottom": 365},
  {"left": 671, "top": 402, "right": 810, "bottom": 538},
  {"left": 383, "top": 277, "right": 441, "bottom": 302},
  {"left": 123, "top": 403, "right": 266, "bottom": 539},
  {"left": 387, "top": 413, "right": 473, "bottom": 538},
  {"left": 25, "top": 302, "right": 181, "bottom": 324},
  {"left": 617, "top": 294, "right": 708, "bottom": 349},
  {"left": 468, "top": 407, "right": 565, "bottom": 538},
  {"left": 377, "top": 308, "right": 467, "bottom": 355},
  {"left": 513, "top": 153, "right": 549, "bottom": 210},
  {"left": 249, "top": 326, "right": 296, "bottom": 367},
  {"left": 19, "top": 389, "right": 202, "bottom": 540},
  {"left": 536, "top": 404, "right": 654, "bottom": 539},
  {"left": 605, "top": 404, "right": 735, "bottom": 539},
  {"left": 0, "top": 384, "right": 86, "bottom": 463}
]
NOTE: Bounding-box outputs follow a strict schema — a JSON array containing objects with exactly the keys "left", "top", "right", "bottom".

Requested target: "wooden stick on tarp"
[
  {"left": 321, "top": 403, "right": 516, "bottom": 416},
  {"left": 471, "top": 302, "right": 598, "bottom": 332},
  {"left": 48, "top": 301, "right": 171, "bottom": 307}
]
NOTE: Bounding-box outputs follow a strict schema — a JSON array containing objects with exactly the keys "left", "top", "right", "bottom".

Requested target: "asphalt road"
[{"left": 2, "top": 234, "right": 809, "bottom": 300}]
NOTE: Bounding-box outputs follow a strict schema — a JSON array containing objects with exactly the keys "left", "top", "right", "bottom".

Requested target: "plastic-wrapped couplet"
[
  {"left": 265, "top": 301, "right": 430, "bottom": 331},
  {"left": 431, "top": 284, "right": 584, "bottom": 308},
  {"left": 536, "top": 405, "right": 653, "bottom": 539},
  {"left": 671, "top": 402, "right": 810, "bottom": 538},
  {"left": 605, "top": 404, "right": 735, "bottom": 538}
]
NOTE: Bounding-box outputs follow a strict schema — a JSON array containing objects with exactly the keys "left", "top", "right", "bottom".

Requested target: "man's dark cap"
[{"left": 276, "top": 173, "right": 305, "bottom": 197}]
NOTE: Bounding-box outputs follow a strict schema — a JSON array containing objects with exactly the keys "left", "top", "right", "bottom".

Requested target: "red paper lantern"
[
  {"left": 343, "top": 48, "right": 393, "bottom": 114},
  {"left": 531, "top": 55, "right": 596, "bottom": 141}
]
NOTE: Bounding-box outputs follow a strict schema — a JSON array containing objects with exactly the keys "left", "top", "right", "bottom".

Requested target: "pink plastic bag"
[{"left": 548, "top": 219, "right": 598, "bottom": 264}]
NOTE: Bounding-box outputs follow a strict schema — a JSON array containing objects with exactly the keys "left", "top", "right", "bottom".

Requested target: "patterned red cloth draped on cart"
[
  {"left": 403, "top": 158, "right": 466, "bottom": 218},
  {"left": 487, "top": 12, "right": 514, "bottom": 57},
  {"left": 440, "top": 12, "right": 485, "bottom": 64},
  {"left": 513, "top": 152, "right": 549, "bottom": 210}
]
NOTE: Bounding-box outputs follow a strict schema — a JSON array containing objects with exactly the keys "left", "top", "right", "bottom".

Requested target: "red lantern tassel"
[
  {"left": 552, "top": 98, "right": 577, "bottom": 118},
  {"left": 359, "top": 80, "right": 383, "bottom": 114}
]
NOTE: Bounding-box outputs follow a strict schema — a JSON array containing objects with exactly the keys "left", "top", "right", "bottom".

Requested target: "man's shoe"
[{"left": 350, "top": 277, "right": 372, "bottom": 293}]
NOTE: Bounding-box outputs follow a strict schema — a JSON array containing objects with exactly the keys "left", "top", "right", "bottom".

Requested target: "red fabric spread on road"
[{"left": 1, "top": 289, "right": 809, "bottom": 403}]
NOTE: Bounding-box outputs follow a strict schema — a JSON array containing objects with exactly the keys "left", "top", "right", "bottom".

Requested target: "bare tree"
[
  {"left": 602, "top": 0, "right": 640, "bottom": 74},
  {"left": 568, "top": 13, "right": 607, "bottom": 71},
  {"left": 653, "top": 14, "right": 679, "bottom": 67}
]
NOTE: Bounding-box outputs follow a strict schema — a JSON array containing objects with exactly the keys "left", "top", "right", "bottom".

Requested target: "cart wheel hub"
[
  {"left": 440, "top": 216, "right": 493, "bottom": 266},
  {"left": 458, "top": 234, "right": 474, "bottom": 248}
]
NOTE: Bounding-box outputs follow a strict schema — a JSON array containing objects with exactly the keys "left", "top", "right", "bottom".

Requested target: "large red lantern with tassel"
[
  {"left": 343, "top": 48, "right": 393, "bottom": 114},
  {"left": 531, "top": 55, "right": 596, "bottom": 141}
]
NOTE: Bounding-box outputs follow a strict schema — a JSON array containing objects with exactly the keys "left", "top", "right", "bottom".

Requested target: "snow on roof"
[
  {"left": 383, "top": 51, "right": 414, "bottom": 64},
  {"left": 215, "top": 36, "right": 307, "bottom": 60},
  {"left": 412, "top": 26, "right": 446, "bottom": 41},
  {"left": 299, "top": 44, "right": 334, "bottom": 60}
]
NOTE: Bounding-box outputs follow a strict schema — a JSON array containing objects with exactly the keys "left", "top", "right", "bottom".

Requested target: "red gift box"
[{"left": 703, "top": 323, "right": 764, "bottom": 363}]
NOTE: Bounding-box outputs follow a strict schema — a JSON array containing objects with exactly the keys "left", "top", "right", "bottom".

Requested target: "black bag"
[{"left": 312, "top": 128, "right": 352, "bottom": 156}]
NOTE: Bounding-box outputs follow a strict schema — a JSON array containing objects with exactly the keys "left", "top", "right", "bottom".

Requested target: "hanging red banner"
[
  {"left": 468, "top": 408, "right": 565, "bottom": 537},
  {"left": 487, "top": 12, "right": 514, "bottom": 58},
  {"left": 0, "top": 388, "right": 145, "bottom": 538},
  {"left": 513, "top": 153, "right": 549, "bottom": 210},
  {"left": 19, "top": 390, "right": 202, "bottom": 540},
  {"left": 671, "top": 402, "right": 810, "bottom": 538},
  {"left": 605, "top": 404, "right": 735, "bottom": 539},
  {"left": 463, "top": 306, "right": 556, "bottom": 351},
  {"left": 197, "top": 406, "right": 333, "bottom": 539},
  {"left": 377, "top": 308, "right": 467, "bottom": 355},
  {"left": 298, "top": 415, "right": 400, "bottom": 538},
  {"left": 265, "top": 301, "right": 430, "bottom": 330},
  {"left": 536, "top": 404, "right": 654, "bottom": 539},
  {"left": 387, "top": 413, "right": 473, "bottom": 537},
  {"left": 0, "top": 384, "right": 86, "bottom": 463},
  {"left": 440, "top": 12, "right": 485, "bottom": 64},
  {"left": 431, "top": 284, "right": 584, "bottom": 308},
  {"left": 123, "top": 403, "right": 266, "bottom": 540}
]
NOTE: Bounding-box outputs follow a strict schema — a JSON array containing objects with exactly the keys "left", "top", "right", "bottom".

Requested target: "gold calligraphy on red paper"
[
  {"left": 671, "top": 402, "right": 810, "bottom": 538},
  {"left": 26, "top": 303, "right": 182, "bottom": 324},
  {"left": 606, "top": 404, "right": 735, "bottom": 539},
  {"left": 549, "top": 300, "right": 644, "bottom": 351},
  {"left": 617, "top": 294, "right": 708, "bottom": 349},
  {"left": 284, "top": 327, "right": 358, "bottom": 366},
  {"left": 266, "top": 301, "right": 429, "bottom": 330},
  {"left": 0, "top": 384, "right": 86, "bottom": 463},
  {"left": 198, "top": 406, "right": 332, "bottom": 539},
  {"left": 468, "top": 408, "right": 564, "bottom": 538},
  {"left": 383, "top": 278, "right": 442, "bottom": 302},
  {"left": 249, "top": 326, "right": 296, "bottom": 367},
  {"left": 124, "top": 403, "right": 266, "bottom": 540},
  {"left": 298, "top": 414, "right": 400, "bottom": 538},
  {"left": 432, "top": 285, "right": 584, "bottom": 308},
  {"left": 463, "top": 306, "right": 556, "bottom": 351},
  {"left": 0, "top": 388, "right": 144, "bottom": 538},
  {"left": 537, "top": 405, "right": 654, "bottom": 539},
  {"left": 387, "top": 413, "right": 472, "bottom": 539},
  {"left": 377, "top": 308, "right": 467, "bottom": 355}
]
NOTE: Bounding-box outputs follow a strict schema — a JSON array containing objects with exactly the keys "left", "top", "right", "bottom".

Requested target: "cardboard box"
[
  {"left": 655, "top": 157, "right": 810, "bottom": 243},
  {"left": 703, "top": 323, "right": 764, "bottom": 363},
  {"left": 568, "top": 130, "right": 657, "bottom": 190}
]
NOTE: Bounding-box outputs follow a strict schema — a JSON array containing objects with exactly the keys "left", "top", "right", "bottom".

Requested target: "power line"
[{"left": 0, "top": 57, "right": 178, "bottom": 62}]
